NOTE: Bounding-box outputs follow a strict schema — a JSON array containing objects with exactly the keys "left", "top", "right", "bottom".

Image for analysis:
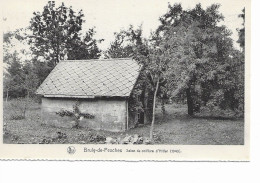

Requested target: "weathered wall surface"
[{"left": 41, "top": 97, "right": 127, "bottom": 132}]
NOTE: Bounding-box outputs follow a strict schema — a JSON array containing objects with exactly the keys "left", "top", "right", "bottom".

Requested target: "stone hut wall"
[{"left": 41, "top": 97, "right": 127, "bottom": 132}]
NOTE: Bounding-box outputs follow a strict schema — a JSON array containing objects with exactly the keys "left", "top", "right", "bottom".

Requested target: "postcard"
[{"left": 0, "top": 0, "right": 250, "bottom": 161}]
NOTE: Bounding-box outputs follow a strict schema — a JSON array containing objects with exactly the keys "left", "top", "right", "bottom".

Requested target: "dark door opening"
[{"left": 137, "top": 110, "right": 144, "bottom": 124}]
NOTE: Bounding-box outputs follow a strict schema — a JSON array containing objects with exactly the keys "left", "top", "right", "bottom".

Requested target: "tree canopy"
[
  {"left": 237, "top": 8, "right": 245, "bottom": 52},
  {"left": 152, "top": 3, "right": 244, "bottom": 115},
  {"left": 29, "top": 1, "right": 102, "bottom": 67}
]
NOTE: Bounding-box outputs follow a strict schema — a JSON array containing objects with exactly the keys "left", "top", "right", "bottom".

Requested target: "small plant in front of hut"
[
  {"left": 56, "top": 101, "right": 94, "bottom": 128},
  {"left": 56, "top": 110, "right": 74, "bottom": 117}
]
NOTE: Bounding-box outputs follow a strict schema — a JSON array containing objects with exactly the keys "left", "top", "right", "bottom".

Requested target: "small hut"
[{"left": 36, "top": 58, "right": 150, "bottom": 132}]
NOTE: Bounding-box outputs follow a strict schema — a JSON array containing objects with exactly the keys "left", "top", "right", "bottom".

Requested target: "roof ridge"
[{"left": 61, "top": 58, "right": 133, "bottom": 62}]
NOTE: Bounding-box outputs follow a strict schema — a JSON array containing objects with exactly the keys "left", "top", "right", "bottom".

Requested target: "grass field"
[{"left": 3, "top": 99, "right": 244, "bottom": 145}]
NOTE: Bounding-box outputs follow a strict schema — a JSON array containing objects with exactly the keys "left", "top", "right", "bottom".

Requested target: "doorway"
[{"left": 137, "top": 110, "right": 144, "bottom": 124}]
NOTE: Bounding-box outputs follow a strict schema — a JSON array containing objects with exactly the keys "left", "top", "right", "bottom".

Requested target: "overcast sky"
[{"left": 2, "top": 0, "right": 245, "bottom": 50}]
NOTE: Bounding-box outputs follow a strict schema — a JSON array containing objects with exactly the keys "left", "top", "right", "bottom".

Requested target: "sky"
[{"left": 2, "top": 0, "right": 246, "bottom": 50}]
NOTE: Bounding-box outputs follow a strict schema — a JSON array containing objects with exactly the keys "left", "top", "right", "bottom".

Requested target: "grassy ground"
[{"left": 3, "top": 99, "right": 244, "bottom": 145}]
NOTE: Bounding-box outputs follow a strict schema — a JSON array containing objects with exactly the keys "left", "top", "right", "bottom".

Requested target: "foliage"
[
  {"left": 3, "top": 52, "right": 26, "bottom": 98},
  {"left": 3, "top": 29, "right": 24, "bottom": 99},
  {"left": 237, "top": 8, "right": 245, "bottom": 51},
  {"left": 3, "top": 31, "right": 40, "bottom": 100},
  {"left": 29, "top": 1, "right": 103, "bottom": 66},
  {"left": 67, "top": 28, "right": 103, "bottom": 60},
  {"left": 55, "top": 101, "right": 95, "bottom": 128},
  {"left": 105, "top": 25, "right": 145, "bottom": 58},
  {"left": 56, "top": 109, "right": 95, "bottom": 119},
  {"left": 3, "top": 27, "right": 43, "bottom": 99},
  {"left": 105, "top": 31, "right": 134, "bottom": 58},
  {"left": 154, "top": 3, "right": 244, "bottom": 115},
  {"left": 56, "top": 110, "right": 74, "bottom": 117},
  {"left": 29, "top": 2, "right": 74, "bottom": 65},
  {"left": 23, "top": 62, "right": 41, "bottom": 98}
]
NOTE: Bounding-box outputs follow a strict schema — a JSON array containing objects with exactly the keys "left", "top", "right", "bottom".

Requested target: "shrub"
[{"left": 55, "top": 101, "right": 95, "bottom": 128}]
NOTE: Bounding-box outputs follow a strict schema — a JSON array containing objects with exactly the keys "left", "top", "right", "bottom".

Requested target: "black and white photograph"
[{"left": 0, "top": 0, "right": 250, "bottom": 161}]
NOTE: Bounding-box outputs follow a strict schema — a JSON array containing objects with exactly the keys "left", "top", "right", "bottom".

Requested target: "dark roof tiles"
[{"left": 36, "top": 58, "right": 141, "bottom": 98}]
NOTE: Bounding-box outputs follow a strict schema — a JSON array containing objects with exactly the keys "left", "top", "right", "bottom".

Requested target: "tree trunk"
[
  {"left": 186, "top": 87, "right": 194, "bottom": 116},
  {"left": 150, "top": 78, "right": 160, "bottom": 139},
  {"left": 141, "top": 85, "right": 147, "bottom": 122},
  {"left": 161, "top": 98, "right": 166, "bottom": 116}
]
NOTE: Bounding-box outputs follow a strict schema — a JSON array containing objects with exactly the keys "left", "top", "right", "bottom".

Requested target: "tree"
[
  {"left": 105, "top": 31, "right": 133, "bottom": 58},
  {"left": 29, "top": 1, "right": 102, "bottom": 68},
  {"left": 23, "top": 62, "right": 41, "bottom": 98},
  {"left": 3, "top": 51, "right": 26, "bottom": 99},
  {"left": 142, "top": 48, "right": 172, "bottom": 139},
  {"left": 105, "top": 25, "right": 141, "bottom": 58},
  {"left": 127, "top": 26, "right": 173, "bottom": 139},
  {"left": 66, "top": 28, "right": 103, "bottom": 60},
  {"left": 3, "top": 29, "right": 26, "bottom": 99},
  {"left": 237, "top": 8, "right": 245, "bottom": 52},
  {"left": 155, "top": 3, "right": 236, "bottom": 115},
  {"left": 227, "top": 8, "right": 246, "bottom": 115},
  {"left": 3, "top": 28, "right": 47, "bottom": 100},
  {"left": 3, "top": 73, "right": 11, "bottom": 102}
]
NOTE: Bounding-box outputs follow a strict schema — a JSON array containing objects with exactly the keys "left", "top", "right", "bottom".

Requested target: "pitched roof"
[{"left": 36, "top": 58, "right": 141, "bottom": 98}]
